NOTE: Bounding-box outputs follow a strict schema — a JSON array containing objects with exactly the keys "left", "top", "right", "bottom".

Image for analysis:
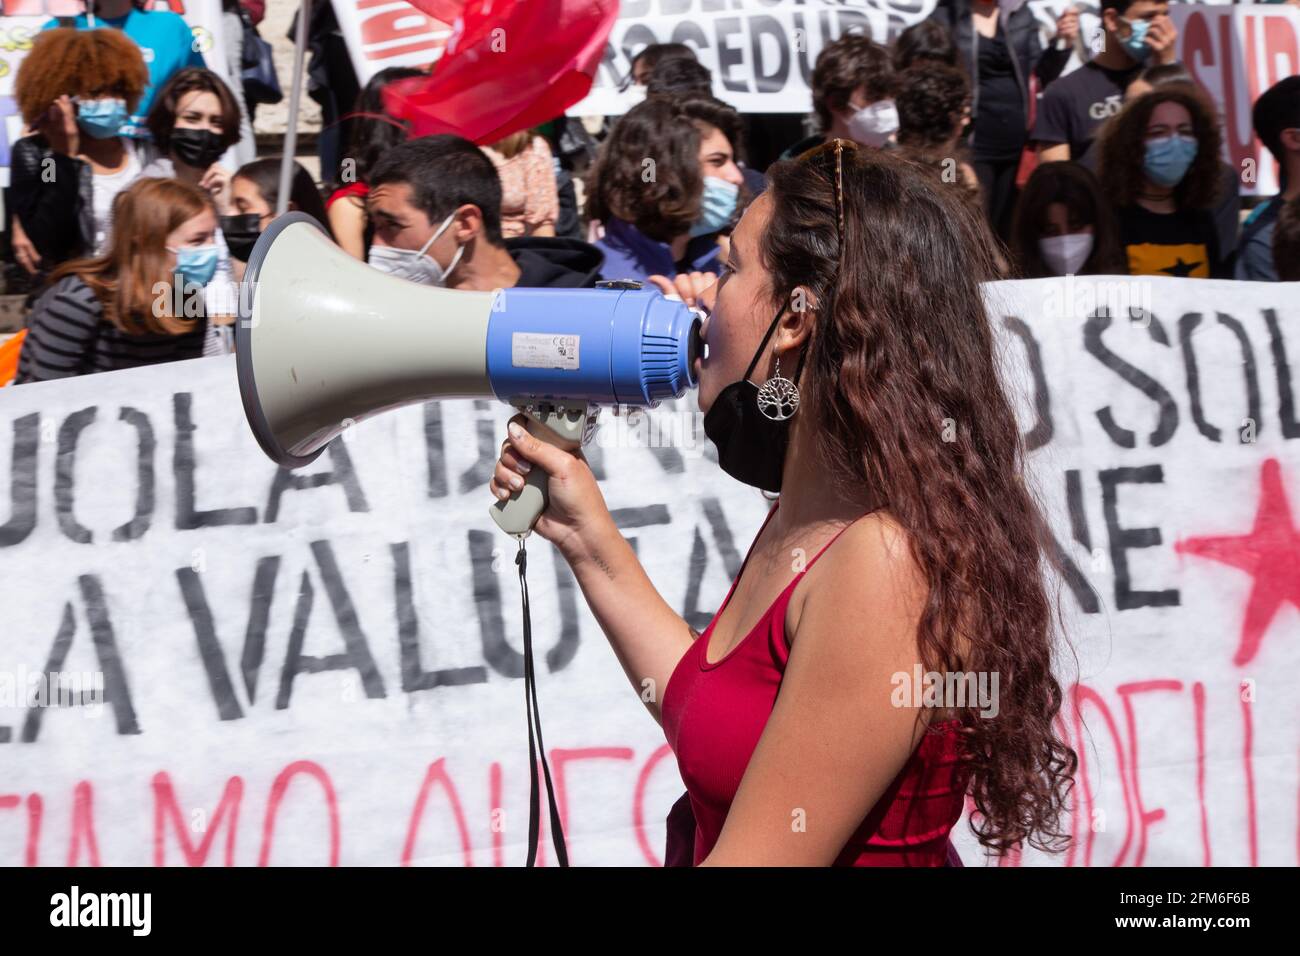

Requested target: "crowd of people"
[{"left": 3, "top": 0, "right": 1299, "bottom": 386}]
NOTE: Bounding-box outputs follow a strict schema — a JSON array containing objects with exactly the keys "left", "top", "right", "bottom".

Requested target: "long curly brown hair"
[
  {"left": 15, "top": 27, "right": 148, "bottom": 125},
  {"left": 1096, "top": 85, "right": 1223, "bottom": 210},
  {"left": 762, "top": 143, "right": 1078, "bottom": 856}
]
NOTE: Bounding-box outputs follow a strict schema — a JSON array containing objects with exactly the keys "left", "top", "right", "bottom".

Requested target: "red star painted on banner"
[{"left": 1175, "top": 458, "right": 1300, "bottom": 667}]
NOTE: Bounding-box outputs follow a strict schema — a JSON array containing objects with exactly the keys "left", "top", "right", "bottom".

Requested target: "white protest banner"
[
  {"left": 563, "top": 0, "right": 1253, "bottom": 117},
  {"left": 0, "top": 275, "right": 1298, "bottom": 866},
  {"left": 1172, "top": 3, "right": 1300, "bottom": 198},
  {"left": 332, "top": 0, "right": 454, "bottom": 85},
  {"left": 322, "top": 0, "right": 1260, "bottom": 122},
  {"left": 0, "top": 355, "right": 750, "bottom": 866},
  {"left": 568, "top": 0, "right": 903, "bottom": 116},
  {"left": 0, "top": 0, "right": 229, "bottom": 188},
  {"left": 962, "top": 275, "right": 1300, "bottom": 867}
]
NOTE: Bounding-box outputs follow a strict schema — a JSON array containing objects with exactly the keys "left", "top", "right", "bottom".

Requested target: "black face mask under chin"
[{"left": 702, "top": 305, "right": 807, "bottom": 493}]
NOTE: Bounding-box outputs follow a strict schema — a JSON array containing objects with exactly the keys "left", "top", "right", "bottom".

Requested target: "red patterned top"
[{"left": 660, "top": 500, "right": 970, "bottom": 866}]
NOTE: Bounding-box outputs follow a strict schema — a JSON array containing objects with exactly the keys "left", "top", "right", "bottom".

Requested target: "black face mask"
[
  {"left": 702, "top": 305, "right": 807, "bottom": 493},
  {"left": 220, "top": 213, "right": 262, "bottom": 262},
  {"left": 170, "top": 127, "right": 225, "bottom": 168}
]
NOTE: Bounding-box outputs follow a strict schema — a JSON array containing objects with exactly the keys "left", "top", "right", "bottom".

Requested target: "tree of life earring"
[{"left": 757, "top": 352, "right": 800, "bottom": 421}]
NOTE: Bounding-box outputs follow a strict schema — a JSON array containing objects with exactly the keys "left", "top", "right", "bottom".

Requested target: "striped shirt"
[{"left": 14, "top": 274, "right": 206, "bottom": 384}]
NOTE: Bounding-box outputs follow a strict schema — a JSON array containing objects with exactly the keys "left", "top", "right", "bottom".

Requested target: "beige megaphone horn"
[{"left": 235, "top": 213, "right": 702, "bottom": 537}]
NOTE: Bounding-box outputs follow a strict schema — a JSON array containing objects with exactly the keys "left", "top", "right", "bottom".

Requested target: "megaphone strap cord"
[{"left": 516, "top": 537, "right": 570, "bottom": 867}]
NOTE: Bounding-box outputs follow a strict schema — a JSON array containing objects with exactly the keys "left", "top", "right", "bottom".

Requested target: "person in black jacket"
[
  {"left": 927, "top": 0, "right": 1077, "bottom": 239},
  {"left": 9, "top": 27, "right": 149, "bottom": 283},
  {"left": 365, "top": 135, "right": 605, "bottom": 290}
]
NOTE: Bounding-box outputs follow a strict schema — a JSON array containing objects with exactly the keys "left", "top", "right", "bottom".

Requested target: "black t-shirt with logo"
[
  {"left": 1032, "top": 61, "right": 1141, "bottom": 161},
  {"left": 1117, "top": 205, "right": 1229, "bottom": 279}
]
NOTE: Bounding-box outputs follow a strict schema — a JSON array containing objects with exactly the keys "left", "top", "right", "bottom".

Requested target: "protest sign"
[
  {"left": 332, "top": 0, "right": 455, "bottom": 85},
  {"left": 1172, "top": 3, "right": 1300, "bottom": 197},
  {"left": 0, "top": 274, "right": 1297, "bottom": 865}
]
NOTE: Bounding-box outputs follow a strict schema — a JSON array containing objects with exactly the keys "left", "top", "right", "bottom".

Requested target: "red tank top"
[{"left": 660, "top": 499, "right": 969, "bottom": 866}]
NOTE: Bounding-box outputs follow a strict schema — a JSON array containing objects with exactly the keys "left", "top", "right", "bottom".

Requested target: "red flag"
[{"left": 382, "top": 0, "right": 618, "bottom": 144}]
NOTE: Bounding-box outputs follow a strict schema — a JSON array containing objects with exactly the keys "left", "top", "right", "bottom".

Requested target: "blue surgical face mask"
[
  {"left": 1119, "top": 17, "right": 1153, "bottom": 63},
  {"left": 689, "top": 176, "right": 740, "bottom": 238},
  {"left": 76, "top": 97, "right": 129, "bottom": 139},
  {"left": 168, "top": 244, "right": 220, "bottom": 286},
  {"left": 1143, "top": 133, "right": 1198, "bottom": 187}
]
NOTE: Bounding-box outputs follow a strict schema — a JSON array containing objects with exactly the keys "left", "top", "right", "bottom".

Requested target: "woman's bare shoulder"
[
  {"left": 786, "top": 510, "right": 926, "bottom": 643},
  {"left": 830, "top": 509, "right": 920, "bottom": 580}
]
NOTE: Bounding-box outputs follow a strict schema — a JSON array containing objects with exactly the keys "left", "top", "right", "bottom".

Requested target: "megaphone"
[{"left": 235, "top": 213, "right": 703, "bottom": 536}]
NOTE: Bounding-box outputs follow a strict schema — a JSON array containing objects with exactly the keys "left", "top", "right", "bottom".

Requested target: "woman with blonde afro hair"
[{"left": 10, "top": 27, "right": 149, "bottom": 278}]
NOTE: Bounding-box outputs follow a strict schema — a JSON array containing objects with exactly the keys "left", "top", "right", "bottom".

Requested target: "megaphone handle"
[{"left": 490, "top": 405, "right": 590, "bottom": 537}]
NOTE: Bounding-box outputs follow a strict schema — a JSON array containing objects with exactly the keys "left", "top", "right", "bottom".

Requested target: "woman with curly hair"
[
  {"left": 585, "top": 96, "right": 747, "bottom": 282},
  {"left": 894, "top": 63, "right": 981, "bottom": 206},
  {"left": 1096, "top": 85, "right": 1229, "bottom": 277},
  {"left": 492, "top": 140, "right": 1078, "bottom": 865},
  {"left": 9, "top": 27, "right": 149, "bottom": 277}
]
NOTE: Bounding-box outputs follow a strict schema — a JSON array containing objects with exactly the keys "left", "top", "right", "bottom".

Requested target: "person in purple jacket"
[{"left": 585, "top": 96, "right": 748, "bottom": 283}]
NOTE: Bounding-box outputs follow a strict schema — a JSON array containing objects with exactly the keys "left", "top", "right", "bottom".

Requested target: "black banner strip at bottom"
[{"left": 0, "top": 865, "right": 1287, "bottom": 940}]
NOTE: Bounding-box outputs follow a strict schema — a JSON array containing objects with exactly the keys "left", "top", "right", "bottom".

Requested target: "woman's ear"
[
  {"left": 778, "top": 285, "right": 817, "bottom": 351},
  {"left": 786, "top": 284, "right": 820, "bottom": 317}
]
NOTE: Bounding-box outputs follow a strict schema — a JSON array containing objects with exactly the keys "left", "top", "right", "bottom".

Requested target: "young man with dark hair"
[
  {"left": 365, "top": 135, "right": 604, "bottom": 290},
  {"left": 781, "top": 33, "right": 899, "bottom": 158},
  {"left": 1034, "top": 0, "right": 1177, "bottom": 163},
  {"left": 1238, "top": 76, "right": 1300, "bottom": 281}
]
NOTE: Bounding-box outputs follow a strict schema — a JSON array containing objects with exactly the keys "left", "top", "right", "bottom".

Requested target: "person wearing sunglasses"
[
  {"left": 490, "top": 138, "right": 1077, "bottom": 867},
  {"left": 9, "top": 27, "right": 148, "bottom": 282}
]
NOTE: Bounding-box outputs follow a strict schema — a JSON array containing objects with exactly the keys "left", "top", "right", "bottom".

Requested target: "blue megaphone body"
[{"left": 236, "top": 213, "right": 704, "bottom": 536}]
